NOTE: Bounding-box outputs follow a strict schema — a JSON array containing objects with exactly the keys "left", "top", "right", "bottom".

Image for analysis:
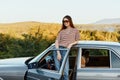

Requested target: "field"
[
  {"left": 0, "top": 21, "right": 120, "bottom": 58},
  {"left": 0, "top": 21, "right": 120, "bottom": 40}
]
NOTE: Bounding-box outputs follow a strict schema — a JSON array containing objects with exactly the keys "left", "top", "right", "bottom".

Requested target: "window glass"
[
  {"left": 111, "top": 51, "right": 120, "bottom": 68},
  {"left": 89, "top": 49, "right": 109, "bottom": 56},
  {"left": 38, "top": 49, "right": 67, "bottom": 71},
  {"left": 69, "top": 47, "right": 78, "bottom": 56},
  {"left": 69, "top": 47, "right": 79, "bottom": 79},
  {"left": 39, "top": 50, "right": 55, "bottom": 70},
  {"left": 81, "top": 48, "right": 110, "bottom": 68}
]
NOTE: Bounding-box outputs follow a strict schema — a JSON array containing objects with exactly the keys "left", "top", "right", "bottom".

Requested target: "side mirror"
[{"left": 28, "top": 62, "right": 39, "bottom": 69}]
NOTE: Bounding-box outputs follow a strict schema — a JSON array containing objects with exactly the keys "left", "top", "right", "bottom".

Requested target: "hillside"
[
  {"left": 77, "top": 24, "right": 120, "bottom": 32},
  {"left": 94, "top": 18, "right": 120, "bottom": 24},
  {"left": 0, "top": 21, "right": 120, "bottom": 38},
  {"left": 0, "top": 21, "right": 41, "bottom": 34},
  {"left": 0, "top": 21, "right": 120, "bottom": 59},
  {"left": 0, "top": 21, "right": 61, "bottom": 38}
]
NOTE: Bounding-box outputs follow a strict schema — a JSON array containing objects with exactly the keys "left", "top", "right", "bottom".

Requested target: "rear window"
[{"left": 81, "top": 48, "right": 110, "bottom": 68}]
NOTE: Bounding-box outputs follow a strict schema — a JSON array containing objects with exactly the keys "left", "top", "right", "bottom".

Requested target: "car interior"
[
  {"left": 37, "top": 47, "right": 78, "bottom": 80},
  {"left": 69, "top": 47, "right": 78, "bottom": 80},
  {"left": 81, "top": 48, "right": 110, "bottom": 68},
  {"left": 32, "top": 47, "right": 111, "bottom": 80},
  {"left": 38, "top": 50, "right": 55, "bottom": 70}
]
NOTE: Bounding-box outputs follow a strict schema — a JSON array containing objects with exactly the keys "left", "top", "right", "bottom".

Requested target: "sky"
[{"left": 0, "top": 0, "right": 120, "bottom": 24}]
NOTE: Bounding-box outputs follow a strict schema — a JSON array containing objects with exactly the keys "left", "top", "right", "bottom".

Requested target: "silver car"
[{"left": 0, "top": 41, "right": 120, "bottom": 80}]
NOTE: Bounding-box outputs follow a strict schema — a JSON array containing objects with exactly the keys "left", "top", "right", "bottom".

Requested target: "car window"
[
  {"left": 80, "top": 48, "right": 110, "bottom": 68},
  {"left": 38, "top": 50, "right": 55, "bottom": 70},
  {"left": 111, "top": 51, "right": 120, "bottom": 68},
  {"left": 69, "top": 47, "right": 78, "bottom": 57},
  {"left": 69, "top": 47, "right": 79, "bottom": 79},
  {"left": 38, "top": 49, "right": 67, "bottom": 72}
]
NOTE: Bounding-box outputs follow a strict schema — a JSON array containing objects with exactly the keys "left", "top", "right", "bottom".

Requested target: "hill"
[
  {"left": 0, "top": 21, "right": 41, "bottom": 34},
  {"left": 94, "top": 18, "right": 120, "bottom": 24},
  {"left": 0, "top": 21, "right": 120, "bottom": 38},
  {"left": 0, "top": 21, "right": 120, "bottom": 59},
  {"left": 0, "top": 21, "right": 61, "bottom": 38}
]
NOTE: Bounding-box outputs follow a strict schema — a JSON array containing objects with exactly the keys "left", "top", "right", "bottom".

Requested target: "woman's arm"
[{"left": 67, "top": 41, "right": 79, "bottom": 49}]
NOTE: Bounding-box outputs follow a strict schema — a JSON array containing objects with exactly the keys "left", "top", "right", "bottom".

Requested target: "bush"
[
  {"left": 0, "top": 28, "right": 120, "bottom": 59},
  {"left": 0, "top": 32, "right": 54, "bottom": 59}
]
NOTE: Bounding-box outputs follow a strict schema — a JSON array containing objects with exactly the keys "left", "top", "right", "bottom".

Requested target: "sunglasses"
[{"left": 63, "top": 20, "right": 69, "bottom": 23}]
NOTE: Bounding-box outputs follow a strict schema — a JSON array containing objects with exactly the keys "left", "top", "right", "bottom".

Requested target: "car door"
[
  {"left": 26, "top": 45, "right": 70, "bottom": 80},
  {"left": 76, "top": 46, "right": 120, "bottom": 80}
]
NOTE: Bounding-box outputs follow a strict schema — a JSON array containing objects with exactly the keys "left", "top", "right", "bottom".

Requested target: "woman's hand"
[
  {"left": 67, "top": 41, "right": 78, "bottom": 49},
  {"left": 57, "top": 51, "right": 61, "bottom": 61},
  {"left": 67, "top": 43, "right": 72, "bottom": 49}
]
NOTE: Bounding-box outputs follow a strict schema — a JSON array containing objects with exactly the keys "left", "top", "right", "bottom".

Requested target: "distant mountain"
[{"left": 94, "top": 18, "right": 120, "bottom": 24}]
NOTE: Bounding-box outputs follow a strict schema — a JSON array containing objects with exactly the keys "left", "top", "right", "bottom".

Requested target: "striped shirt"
[{"left": 56, "top": 28, "right": 80, "bottom": 47}]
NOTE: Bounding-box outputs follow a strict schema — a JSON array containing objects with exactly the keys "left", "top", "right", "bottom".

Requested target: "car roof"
[
  {"left": 52, "top": 41, "right": 120, "bottom": 46},
  {"left": 77, "top": 41, "right": 120, "bottom": 46}
]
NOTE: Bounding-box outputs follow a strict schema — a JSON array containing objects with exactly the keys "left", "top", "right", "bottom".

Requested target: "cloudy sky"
[{"left": 0, "top": 0, "right": 120, "bottom": 24}]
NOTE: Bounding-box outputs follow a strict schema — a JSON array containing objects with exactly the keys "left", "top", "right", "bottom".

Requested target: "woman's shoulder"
[
  {"left": 59, "top": 29, "right": 65, "bottom": 34},
  {"left": 73, "top": 28, "right": 79, "bottom": 31}
]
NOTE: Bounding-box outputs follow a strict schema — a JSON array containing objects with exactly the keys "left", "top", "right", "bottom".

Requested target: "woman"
[
  {"left": 53, "top": 15, "right": 80, "bottom": 80},
  {"left": 81, "top": 50, "right": 89, "bottom": 68}
]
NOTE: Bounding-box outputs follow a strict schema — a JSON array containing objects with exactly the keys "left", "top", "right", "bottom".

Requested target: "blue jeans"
[{"left": 53, "top": 46, "right": 69, "bottom": 80}]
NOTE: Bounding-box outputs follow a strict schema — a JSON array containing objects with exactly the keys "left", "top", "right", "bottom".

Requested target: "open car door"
[{"left": 25, "top": 45, "right": 70, "bottom": 80}]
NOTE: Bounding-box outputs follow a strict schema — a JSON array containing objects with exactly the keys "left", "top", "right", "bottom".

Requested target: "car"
[{"left": 0, "top": 41, "right": 120, "bottom": 80}]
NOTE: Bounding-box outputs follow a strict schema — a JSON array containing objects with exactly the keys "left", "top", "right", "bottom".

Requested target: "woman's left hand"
[
  {"left": 67, "top": 41, "right": 78, "bottom": 49},
  {"left": 67, "top": 44, "right": 72, "bottom": 49}
]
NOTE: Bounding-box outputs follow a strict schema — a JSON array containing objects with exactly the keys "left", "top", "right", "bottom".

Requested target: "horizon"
[
  {"left": 1, "top": 18, "right": 120, "bottom": 24},
  {"left": 0, "top": 0, "right": 120, "bottom": 24}
]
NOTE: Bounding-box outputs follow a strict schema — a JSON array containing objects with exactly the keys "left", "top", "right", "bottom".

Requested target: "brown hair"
[{"left": 60, "top": 15, "right": 75, "bottom": 31}]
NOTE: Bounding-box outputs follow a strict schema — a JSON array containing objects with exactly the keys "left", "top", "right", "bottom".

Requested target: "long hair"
[{"left": 60, "top": 15, "right": 75, "bottom": 31}]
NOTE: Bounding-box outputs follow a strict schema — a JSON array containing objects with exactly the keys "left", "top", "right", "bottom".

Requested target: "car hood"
[{"left": 0, "top": 57, "right": 31, "bottom": 65}]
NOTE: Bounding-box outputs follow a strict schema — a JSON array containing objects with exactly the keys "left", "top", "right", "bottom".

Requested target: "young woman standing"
[{"left": 53, "top": 15, "right": 80, "bottom": 80}]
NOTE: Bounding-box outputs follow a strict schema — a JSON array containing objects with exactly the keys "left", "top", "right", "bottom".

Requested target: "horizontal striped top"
[{"left": 56, "top": 28, "right": 80, "bottom": 47}]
